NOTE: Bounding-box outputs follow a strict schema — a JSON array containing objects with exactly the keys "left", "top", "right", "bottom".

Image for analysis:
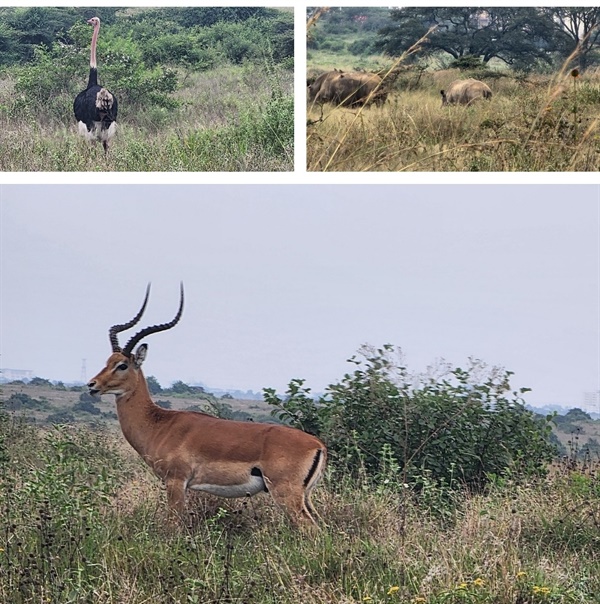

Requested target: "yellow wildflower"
[
  {"left": 516, "top": 571, "right": 527, "bottom": 579},
  {"left": 413, "top": 598, "right": 426, "bottom": 603},
  {"left": 473, "top": 578, "right": 485, "bottom": 587},
  {"left": 363, "top": 597, "right": 373, "bottom": 602},
  {"left": 458, "top": 583, "right": 468, "bottom": 590},
  {"left": 533, "top": 585, "right": 551, "bottom": 595},
  {"left": 387, "top": 586, "right": 400, "bottom": 595}
]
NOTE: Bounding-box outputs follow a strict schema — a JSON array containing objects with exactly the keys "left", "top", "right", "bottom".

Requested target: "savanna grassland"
[
  {"left": 306, "top": 7, "right": 600, "bottom": 171},
  {"left": 307, "top": 67, "right": 600, "bottom": 172},
  {"left": 2, "top": 348, "right": 600, "bottom": 603},
  {"left": 0, "top": 7, "right": 294, "bottom": 171}
]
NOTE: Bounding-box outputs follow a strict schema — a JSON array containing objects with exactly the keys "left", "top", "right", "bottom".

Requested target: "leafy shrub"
[
  {"left": 0, "top": 424, "right": 121, "bottom": 602},
  {"left": 73, "top": 399, "right": 101, "bottom": 415},
  {"left": 266, "top": 345, "right": 557, "bottom": 492},
  {"left": 46, "top": 410, "right": 75, "bottom": 424},
  {"left": 29, "top": 376, "right": 53, "bottom": 387},
  {"left": 78, "top": 391, "right": 98, "bottom": 403},
  {"left": 348, "top": 38, "right": 374, "bottom": 56},
  {"left": 320, "top": 39, "right": 347, "bottom": 52},
  {"left": 449, "top": 55, "right": 485, "bottom": 71},
  {"left": 5, "top": 392, "right": 49, "bottom": 411},
  {"left": 11, "top": 21, "right": 179, "bottom": 123},
  {"left": 168, "top": 380, "right": 198, "bottom": 395}
]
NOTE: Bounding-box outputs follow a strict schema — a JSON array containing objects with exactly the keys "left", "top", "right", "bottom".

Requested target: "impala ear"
[{"left": 134, "top": 343, "right": 148, "bottom": 368}]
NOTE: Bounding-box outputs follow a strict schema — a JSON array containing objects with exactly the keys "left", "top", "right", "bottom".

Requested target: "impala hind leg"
[{"left": 265, "top": 480, "right": 319, "bottom": 529}]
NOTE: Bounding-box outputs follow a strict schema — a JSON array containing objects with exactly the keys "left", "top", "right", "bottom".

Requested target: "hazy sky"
[{"left": 1, "top": 184, "right": 598, "bottom": 408}]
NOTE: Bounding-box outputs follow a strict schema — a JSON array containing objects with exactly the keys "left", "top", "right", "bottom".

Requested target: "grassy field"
[
  {"left": 1, "top": 384, "right": 600, "bottom": 603},
  {"left": 0, "top": 64, "right": 293, "bottom": 172},
  {"left": 307, "top": 67, "right": 600, "bottom": 172},
  {"left": 0, "top": 382, "right": 272, "bottom": 425}
]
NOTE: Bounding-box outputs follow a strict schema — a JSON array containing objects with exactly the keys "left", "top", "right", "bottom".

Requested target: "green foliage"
[
  {"left": 146, "top": 375, "right": 163, "bottom": 395},
  {"left": 565, "top": 407, "right": 592, "bottom": 421},
  {"left": 266, "top": 345, "right": 557, "bottom": 492},
  {"left": 450, "top": 55, "right": 485, "bottom": 70},
  {"left": 264, "top": 378, "right": 322, "bottom": 436},
  {"left": 0, "top": 423, "right": 120, "bottom": 602},
  {"left": 348, "top": 38, "right": 375, "bottom": 56},
  {"left": 1, "top": 398, "right": 599, "bottom": 602},
  {"left": 5, "top": 392, "right": 49, "bottom": 411},
  {"left": 151, "top": 7, "right": 278, "bottom": 28},
  {"left": 315, "top": 7, "right": 393, "bottom": 35},
  {"left": 0, "top": 21, "right": 23, "bottom": 66},
  {"left": 168, "top": 380, "right": 198, "bottom": 395},
  {"left": 73, "top": 398, "right": 101, "bottom": 415},
  {"left": 28, "top": 376, "right": 53, "bottom": 387},
  {"left": 46, "top": 410, "right": 76, "bottom": 424}
]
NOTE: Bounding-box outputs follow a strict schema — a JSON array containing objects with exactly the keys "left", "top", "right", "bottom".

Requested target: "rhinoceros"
[
  {"left": 440, "top": 78, "right": 492, "bottom": 106},
  {"left": 308, "top": 70, "right": 386, "bottom": 107}
]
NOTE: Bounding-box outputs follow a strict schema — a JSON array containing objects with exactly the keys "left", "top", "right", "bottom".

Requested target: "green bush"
[
  {"left": 5, "top": 392, "right": 49, "bottom": 411},
  {"left": 348, "top": 38, "right": 374, "bottom": 56},
  {"left": 73, "top": 398, "right": 101, "bottom": 415},
  {"left": 449, "top": 55, "right": 486, "bottom": 71},
  {"left": 266, "top": 345, "right": 557, "bottom": 492}
]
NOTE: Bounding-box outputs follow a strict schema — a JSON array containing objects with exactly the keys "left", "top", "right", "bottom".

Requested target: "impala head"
[{"left": 88, "top": 283, "right": 184, "bottom": 397}]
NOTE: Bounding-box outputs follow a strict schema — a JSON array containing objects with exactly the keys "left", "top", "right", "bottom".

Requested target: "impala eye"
[{"left": 117, "top": 363, "right": 128, "bottom": 371}]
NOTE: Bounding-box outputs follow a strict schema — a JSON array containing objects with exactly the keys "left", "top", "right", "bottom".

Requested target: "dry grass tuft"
[{"left": 307, "top": 67, "right": 600, "bottom": 171}]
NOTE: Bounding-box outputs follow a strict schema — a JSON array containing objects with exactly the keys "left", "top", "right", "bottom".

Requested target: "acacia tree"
[
  {"left": 544, "top": 7, "right": 600, "bottom": 71},
  {"left": 377, "top": 7, "right": 558, "bottom": 70}
]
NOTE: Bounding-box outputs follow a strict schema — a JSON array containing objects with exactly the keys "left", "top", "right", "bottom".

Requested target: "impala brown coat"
[
  {"left": 440, "top": 78, "right": 492, "bottom": 106},
  {"left": 88, "top": 285, "right": 327, "bottom": 527}
]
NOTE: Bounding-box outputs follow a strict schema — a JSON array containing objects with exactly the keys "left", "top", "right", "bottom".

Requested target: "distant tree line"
[
  {"left": 310, "top": 7, "right": 600, "bottom": 72},
  {"left": 0, "top": 7, "right": 293, "bottom": 67}
]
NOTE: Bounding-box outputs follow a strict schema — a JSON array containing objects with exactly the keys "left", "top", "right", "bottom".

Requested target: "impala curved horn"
[
  {"left": 122, "top": 283, "right": 184, "bottom": 357},
  {"left": 109, "top": 284, "right": 151, "bottom": 352}
]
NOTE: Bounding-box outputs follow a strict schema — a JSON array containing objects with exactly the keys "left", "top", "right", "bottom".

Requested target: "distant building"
[
  {"left": 583, "top": 390, "right": 600, "bottom": 412},
  {"left": 0, "top": 368, "right": 34, "bottom": 382}
]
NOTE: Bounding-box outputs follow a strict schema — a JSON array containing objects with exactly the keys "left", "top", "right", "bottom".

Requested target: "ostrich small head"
[{"left": 87, "top": 17, "right": 100, "bottom": 27}]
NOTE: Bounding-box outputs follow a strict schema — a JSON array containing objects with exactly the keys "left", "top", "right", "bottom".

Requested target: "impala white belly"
[{"left": 187, "top": 474, "right": 266, "bottom": 498}]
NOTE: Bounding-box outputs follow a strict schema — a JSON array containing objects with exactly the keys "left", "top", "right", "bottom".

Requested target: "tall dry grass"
[
  {"left": 1, "top": 417, "right": 599, "bottom": 603},
  {"left": 0, "top": 64, "right": 293, "bottom": 172},
  {"left": 307, "top": 69, "right": 600, "bottom": 172}
]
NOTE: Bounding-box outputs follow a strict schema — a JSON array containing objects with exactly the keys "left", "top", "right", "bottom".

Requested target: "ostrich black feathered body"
[{"left": 74, "top": 68, "right": 118, "bottom": 135}]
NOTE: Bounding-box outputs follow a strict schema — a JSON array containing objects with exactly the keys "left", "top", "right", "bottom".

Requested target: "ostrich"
[{"left": 73, "top": 17, "right": 118, "bottom": 153}]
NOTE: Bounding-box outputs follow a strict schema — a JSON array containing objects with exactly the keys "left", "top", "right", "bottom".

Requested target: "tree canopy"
[{"left": 377, "top": 7, "right": 560, "bottom": 69}]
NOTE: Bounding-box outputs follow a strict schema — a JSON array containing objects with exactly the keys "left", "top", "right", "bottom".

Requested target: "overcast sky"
[{"left": 1, "top": 184, "right": 598, "bottom": 409}]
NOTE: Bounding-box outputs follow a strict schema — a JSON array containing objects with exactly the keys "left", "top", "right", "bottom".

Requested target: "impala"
[{"left": 88, "top": 284, "right": 327, "bottom": 527}]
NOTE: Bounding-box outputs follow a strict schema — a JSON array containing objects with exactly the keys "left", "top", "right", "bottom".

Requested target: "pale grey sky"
[{"left": 1, "top": 184, "right": 598, "bottom": 408}]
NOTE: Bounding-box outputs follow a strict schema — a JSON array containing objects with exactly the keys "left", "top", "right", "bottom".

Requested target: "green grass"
[
  {"left": 0, "top": 65, "right": 293, "bottom": 171},
  {"left": 307, "top": 68, "right": 600, "bottom": 171},
  {"left": 1, "top": 413, "right": 599, "bottom": 604}
]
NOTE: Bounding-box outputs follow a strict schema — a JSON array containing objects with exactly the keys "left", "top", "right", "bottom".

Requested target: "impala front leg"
[{"left": 165, "top": 478, "right": 187, "bottom": 521}]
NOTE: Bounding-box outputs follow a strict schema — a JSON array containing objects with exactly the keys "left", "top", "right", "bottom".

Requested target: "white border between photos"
[{"left": 1, "top": 0, "right": 599, "bottom": 184}]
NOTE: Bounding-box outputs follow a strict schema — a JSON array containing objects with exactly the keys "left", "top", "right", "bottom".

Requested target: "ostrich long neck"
[{"left": 87, "top": 21, "right": 100, "bottom": 88}]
